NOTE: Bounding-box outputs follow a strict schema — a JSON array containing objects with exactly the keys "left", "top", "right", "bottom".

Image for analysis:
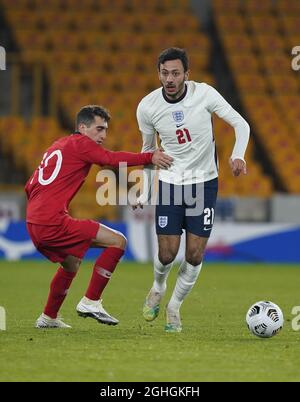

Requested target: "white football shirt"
[{"left": 137, "top": 81, "right": 250, "bottom": 186}]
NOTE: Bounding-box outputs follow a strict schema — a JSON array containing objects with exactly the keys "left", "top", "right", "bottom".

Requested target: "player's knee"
[
  {"left": 186, "top": 250, "right": 203, "bottom": 266},
  {"left": 115, "top": 232, "right": 127, "bottom": 250},
  {"left": 158, "top": 251, "right": 176, "bottom": 266},
  {"left": 74, "top": 258, "right": 82, "bottom": 271},
  {"left": 62, "top": 256, "right": 82, "bottom": 273}
]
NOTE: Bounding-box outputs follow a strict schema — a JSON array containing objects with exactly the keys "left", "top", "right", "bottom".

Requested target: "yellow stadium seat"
[
  {"left": 248, "top": 15, "right": 279, "bottom": 34},
  {"left": 215, "top": 14, "right": 246, "bottom": 33},
  {"left": 280, "top": 16, "right": 300, "bottom": 35},
  {"left": 1, "top": 0, "right": 31, "bottom": 8},
  {"left": 243, "top": 0, "right": 274, "bottom": 14},
  {"left": 222, "top": 34, "right": 253, "bottom": 53},
  {"left": 30, "top": 117, "right": 59, "bottom": 135},
  {"left": 235, "top": 73, "right": 268, "bottom": 94},
  {"left": 254, "top": 34, "right": 286, "bottom": 54},
  {"left": 176, "top": 34, "right": 210, "bottom": 53},
  {"left": 0, "top": 117, "right": 27, "bottom": 155},
  {"left": 213, "top": 0, "right": 241, "bottom": 13},
  {"left": 237, "top": 175, "right": 273, "bottom": 197},
  {"left": 242, "top": 94, "right": 272, "bottom": 110},
  {"left": 276, "top": 0, "right": 300, "bottom": 14},
  {"left": 228, "top": 53, "right": 261, "bottom": 73},
  {"left": 14, "top": 29, "right": 45, "bottom": 50},
  {"left": 261, "top": 53, "right": 291, "bottom": 74},
  {"left": 268, "top": 74, "right": 299, "bottom": 94},
  {"left": 36, "top": 11, "right": 68, "bottom": 30},
  {"left": 218, "top": 178, "right": 238, "bottom": 197}
]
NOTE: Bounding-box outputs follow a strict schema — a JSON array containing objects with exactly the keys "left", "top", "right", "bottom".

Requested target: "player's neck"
[{"left": 162, "top": 84, "right": 187, "bottom": 104}]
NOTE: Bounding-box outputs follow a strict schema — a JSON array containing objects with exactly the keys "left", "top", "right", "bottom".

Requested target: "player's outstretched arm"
[{"left": 89, "top": 146, "right": 172, "bottom": 168}]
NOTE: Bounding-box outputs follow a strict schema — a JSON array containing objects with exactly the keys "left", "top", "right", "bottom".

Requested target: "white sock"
[
  {"left": 152, "top": 253, "right": 174, "bottom": 293},
  {"left": 168, "top": 260, "right": 203, "bottom": 311}
]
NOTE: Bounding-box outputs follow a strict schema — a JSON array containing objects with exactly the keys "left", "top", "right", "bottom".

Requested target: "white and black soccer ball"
[{"left": 246, "top": 301, "right": 284, "bottom": 338}]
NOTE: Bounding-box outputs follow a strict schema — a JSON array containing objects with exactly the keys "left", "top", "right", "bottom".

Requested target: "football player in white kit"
[{"left": 134, "top": 48, "right": 250, "bottom": 332}]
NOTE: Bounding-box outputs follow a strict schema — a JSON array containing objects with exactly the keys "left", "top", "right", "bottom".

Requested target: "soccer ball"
[{"left": 246, "top": 301, "right": 284, "bottom": 338}]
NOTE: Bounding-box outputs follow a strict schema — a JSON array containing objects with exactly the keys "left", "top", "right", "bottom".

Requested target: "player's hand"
[
  {"left": 229, "top": 158, "right": 247, "bottom": 177},
  {"left": 152, "top": 149, "right": 173, "bottom": 169}
]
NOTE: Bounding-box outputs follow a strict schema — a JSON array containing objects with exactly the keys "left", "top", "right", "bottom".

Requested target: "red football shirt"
[{"left": 25, "top": 133, "right": 153, "bottom": 225}]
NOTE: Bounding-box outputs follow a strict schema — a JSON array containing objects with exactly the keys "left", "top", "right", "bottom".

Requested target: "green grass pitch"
[{"left": 1, "top": 260, "right": 300, "bottom": 382}]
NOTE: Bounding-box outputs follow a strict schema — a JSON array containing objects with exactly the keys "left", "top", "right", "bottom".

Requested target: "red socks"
[
  {"left": 44, "top": 267, "right": 77, "bottom": 319},
  {"left": 43, "top": 247, "right": 124, "bottom": 318},
  {"left": 85, "top": 247, "right": 124, "bottom": 301}
]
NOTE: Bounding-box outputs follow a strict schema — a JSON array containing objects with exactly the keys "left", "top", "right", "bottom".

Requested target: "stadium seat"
[
  {"left": 261, "top": 53, "right": 291, "bottom": 75},
  {"left": 248, "top": 15, "right": 279, "bottom": 34},
  {"left": 213, "top": 0, "right": 242, "bottom": 14},
  {"left": 235, "top": 73, "right": 268, "bottom": 94},
  {"left": 243, "top": 0, "right": 274, "bottom": 14},
  {"left": 268, "top": 74, "right": 299, "bottom": 94},
  {"left": 222, "top": 34, "right": 253, "bottom": 53},
  {"left": 228, "top": 53, "right": 261, "bottom": 74},
  {"left": 254, "top": 34, "right": 286, "bottom": 54},
  {"left": 215, "top": 14, "right": 246, "bottom": 33},
  {"left": 276, "top": 0, "right": 300, "bottom": 15}
]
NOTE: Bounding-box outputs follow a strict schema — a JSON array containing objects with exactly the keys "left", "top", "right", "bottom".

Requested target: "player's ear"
[
  {"left": 78, "top": 122, "right": 87, "bottom": 134},
  {"left": 185, "top": 70, "right": 189, "bottom": 80}
]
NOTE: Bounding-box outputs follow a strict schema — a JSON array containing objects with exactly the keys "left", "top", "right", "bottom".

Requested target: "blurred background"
[{"left": 0, "top": 0, "right": 299, "bottom": 263}]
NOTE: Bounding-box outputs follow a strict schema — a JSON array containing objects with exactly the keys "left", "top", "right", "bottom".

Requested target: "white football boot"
[
  {"left": 165, "top": 305, "right": 182, "bottom": 333},
  {"left": 35, "top": 313, "right": 71, "bottom": 329},
  {"left": 76, "top": 297, "right": 119, "bottom": 325}
]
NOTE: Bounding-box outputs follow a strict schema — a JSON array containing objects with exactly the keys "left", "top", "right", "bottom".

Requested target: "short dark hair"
[
  {"left": 76, "top": 105, "right": 111, "bottom": 129},
  {"left": 157, "top": 47, "right": 189, "bottom": 72}
]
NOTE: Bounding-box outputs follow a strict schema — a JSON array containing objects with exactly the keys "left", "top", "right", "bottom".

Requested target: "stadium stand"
[
  {"left": 213, "top": 0, "right": 300, "bottom": 193},
  {"left": 2, "top": 0, "right": 299, "bottom": 221}
]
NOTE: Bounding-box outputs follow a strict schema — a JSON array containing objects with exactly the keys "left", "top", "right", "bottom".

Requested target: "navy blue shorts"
[{"left": 155, "top": 178, "right": 218, "bottom": 238}]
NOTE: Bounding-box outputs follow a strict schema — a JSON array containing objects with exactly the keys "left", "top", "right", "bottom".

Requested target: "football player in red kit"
[{"left": 25, "top": 105, "right": 173, "bottom": 328}]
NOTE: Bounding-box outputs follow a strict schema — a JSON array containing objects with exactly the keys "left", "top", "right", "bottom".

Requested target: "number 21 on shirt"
[{"left": 176, "top": 128, "right": 192, "bottom": 144}]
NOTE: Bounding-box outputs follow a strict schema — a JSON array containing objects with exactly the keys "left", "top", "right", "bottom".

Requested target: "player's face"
[
  {"left": 158, "top": 59, "right": 189, "bottom": 100},
  {"left": 79, "top": 116, "right": 108, "bottom": 145}
]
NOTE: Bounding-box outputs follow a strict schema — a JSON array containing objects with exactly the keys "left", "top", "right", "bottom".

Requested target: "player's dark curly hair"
[
  {"left": 157, "top": 47, "right": 189, "bottom": 72},
  {"left": 76, "top": 105, "right": 111, "bottom": 129}
]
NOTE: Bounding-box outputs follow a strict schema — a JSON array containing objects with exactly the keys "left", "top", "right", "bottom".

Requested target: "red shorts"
[{"left": 27, "top": 216, "right": 100, "bottom": 263}]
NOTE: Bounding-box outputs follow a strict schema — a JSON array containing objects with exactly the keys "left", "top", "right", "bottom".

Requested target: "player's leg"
[
  {"left": 143, "top": 180, "right": 184, "bottom": 321},
  {"left": 166, "top": 233, "right": 207, "bottom": 333},
  {"left": 76, "top": 224, "right": 127, "bottom": 325},
  {"left": 143, "top": 235, "right": 181, "bottom": 321},
  {"left": 36, "top": 255, "right": 81, "bottom": 329},
  {"left": 165, "top": 178, "right": 218, "bottom": 332},
  {"left": 155, "top": 234, "right": 181, "bottom": 292}
]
